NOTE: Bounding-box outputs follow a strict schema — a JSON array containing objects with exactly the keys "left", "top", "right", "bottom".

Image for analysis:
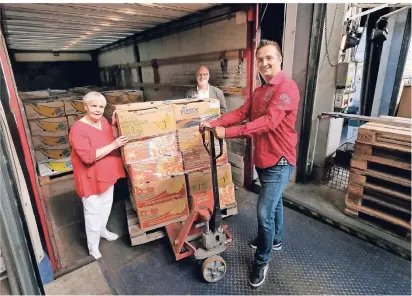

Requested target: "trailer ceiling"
[{"left": 0, "top": 3, "right": 216, "bottom": 51}]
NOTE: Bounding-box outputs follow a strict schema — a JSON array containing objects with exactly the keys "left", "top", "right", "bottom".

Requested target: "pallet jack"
[{"left": 165, "top": 127, "right": 232, "bottom": 283}]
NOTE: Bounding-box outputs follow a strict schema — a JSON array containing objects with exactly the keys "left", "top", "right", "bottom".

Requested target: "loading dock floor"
[{"left": 51, "top": 187, "right": 411, "bottom": 295}]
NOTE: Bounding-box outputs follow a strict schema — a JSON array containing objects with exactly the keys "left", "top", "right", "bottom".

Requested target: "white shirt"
[{"left": 196, "top": 84, "right": 210, "bottom": 99}]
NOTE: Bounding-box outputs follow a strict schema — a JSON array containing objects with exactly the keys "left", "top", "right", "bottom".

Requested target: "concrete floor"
[{"left": 44, "top": 261, "right": 111, "bottom": 295}]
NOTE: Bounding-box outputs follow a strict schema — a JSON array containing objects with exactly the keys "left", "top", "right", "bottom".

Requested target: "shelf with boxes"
[{"left": 115, "top": 98, "right": 238, "bottom": 246}]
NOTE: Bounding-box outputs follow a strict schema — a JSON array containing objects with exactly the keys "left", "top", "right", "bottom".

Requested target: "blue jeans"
[{"left": 254, "top": 164, "right": 294, "bottom": 264}]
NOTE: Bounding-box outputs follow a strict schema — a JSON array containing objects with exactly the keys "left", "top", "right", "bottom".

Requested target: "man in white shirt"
[{"left": 186, "top": 66, "right": 227, "bottom": 114}]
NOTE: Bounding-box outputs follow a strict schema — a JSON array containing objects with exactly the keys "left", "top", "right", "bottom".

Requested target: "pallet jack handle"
[{"left": 200, "top": 127, "right": 224, "bottom": 232}]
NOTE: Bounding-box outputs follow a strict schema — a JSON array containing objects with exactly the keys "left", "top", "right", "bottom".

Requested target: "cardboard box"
[
  {"left": 124, "top": 90, "right": 144, "bottom": 103},
  {"left": 31, "top": 135, "right": 69, "bottom": 149},
  {"left": 37, "top": 157, "right": 72, "bottom": 177},
  {"left": 219, "top": 183, "right": 236, "bottom": 208},
  {"left": 189, "top": 183, "right": 236, "bottom": 210},
  {"left": 63, "top": 99, "right": 86, "bottom": 115},
  {"left": 136, "top": 192, "right": 189, "bottom": 231},
  {"left": 28, "top": 117, "right": 69, "bottom": 137},
  {"left": 182, "top": 143, "right": 228, "bottom": 173},
  {"left": 103, "top": 90, "right": 144, "bottom": 105},
  {"left": 67, "top": 114, "right": 83, "bottom": 128},
  {"left": 177, "top": 126, "right": 209, "bottom": 151},
  {"left": 116, "top": 103, "right": 176, "bottom": 140},
  {"left": 34, "top": 145, "right": 72, "bottom": 163},
  {"left": 231, "top": 165, "right": 245, "bottom": 187},
  {"left": 19, "top": 90, "right": 50, "bottom": 100},
  {"left": 24, "top": 100, "right": 65, "bottom": 120},
  {"left": 122, "top": 133, "right": 179, "bottom": 165},
  {"left": 186, "top": 163, "right": 233, "bottom": 196},
  {"left": 131, "top": 175, "right": 187, "bottom": 208},
  {"left": 127, "top": 154, "right": 184, "bottom": 185},
  {"left": 168, "top": 98, "right": 220, "bottom": 129}
]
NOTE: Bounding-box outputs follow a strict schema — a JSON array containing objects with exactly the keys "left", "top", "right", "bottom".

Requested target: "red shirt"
[
  {"left": 210, "top": 71, "right": 300, "bottom": 169},
  {"left": 69, "top": 117, "right": 126, "bottom": 198}
]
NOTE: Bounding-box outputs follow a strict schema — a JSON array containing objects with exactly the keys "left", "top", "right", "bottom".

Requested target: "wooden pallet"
[
  {"left": 38, "top": 170, "right": 73, "bottom": 185},
  {"left": 353, "top": 142, "right": 411, "bottom": 171},
  {"left": 345, "top": 167, "right": 411, "bottom": 231},
  {"left": 357, "top": 122, "right": 411, "bottom": 152},
  {"left": 125, "top": 201, "right": 165, "bottom": 246},
  {"left": 221, "top": 203, "right": 238, "bottom": 219}
]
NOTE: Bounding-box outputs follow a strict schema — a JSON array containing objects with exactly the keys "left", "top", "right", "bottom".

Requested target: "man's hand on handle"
[
  {"left": 213, "top": 126, "right": 226, "bottom": 139},
  {"left": 199, "top": 121, "right": 226, "bottom": 139}
]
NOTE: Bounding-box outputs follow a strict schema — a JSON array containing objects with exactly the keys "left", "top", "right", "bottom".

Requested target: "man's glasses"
[{"left": 197, "top": 73, "right": 209, "bottom": 77}]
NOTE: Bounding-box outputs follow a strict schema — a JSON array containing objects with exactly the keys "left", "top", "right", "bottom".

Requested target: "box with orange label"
[
  {"left": 127, "top": 154, "right": 184, "bottom": 185},
  {"left": 166, "top": 98, "right": 220, "bottom": 129},
  {"left": 186, "top": 163, "right": 233, "bottom": 196},
  {"left": 24, "top": 100, "right": 66, "bottom": 120},
  {"left": 121, "top": 133, "right": 179, "bottom": 165},
  {"left": 219, "top": 183, "right": 236, "bottom": 209},
  {"left": 131, "top": 175, "right": 187, "bottom": 208},
  {"left": 189, "top": 183, "right": 236, "bottom": 210},
  {"left": 135, "top": 176, "right": 189, "bottom": 231},
  {"left": 116, "top": 103, "right": 176, "bottom": 140},
  {"left": 28, "top": 117, "right": 69, "bottom": 137}
]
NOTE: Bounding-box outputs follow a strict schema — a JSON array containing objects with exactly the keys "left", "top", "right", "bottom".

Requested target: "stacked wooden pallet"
[{"left": 345, "top": 117, "right": 411, "bottom": 239}]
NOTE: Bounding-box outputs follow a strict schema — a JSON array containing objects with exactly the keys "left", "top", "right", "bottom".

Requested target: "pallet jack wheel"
[{"left": 201, "top": 255, "right": 227, "bottom": 283}]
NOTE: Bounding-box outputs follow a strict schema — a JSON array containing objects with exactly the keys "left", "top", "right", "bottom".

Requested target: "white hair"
[{"left": 82, "top": 91, "right": 107, "bottom": 105}]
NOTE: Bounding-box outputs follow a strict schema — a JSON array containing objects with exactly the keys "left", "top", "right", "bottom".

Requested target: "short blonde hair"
[{"left": 83, "top": 91, "right": 106, "bottom": 105}]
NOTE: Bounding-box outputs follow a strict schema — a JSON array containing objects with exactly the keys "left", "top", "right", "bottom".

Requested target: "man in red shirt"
[{"left": 200, "top": 40, "right": 300, "bottom": 288}]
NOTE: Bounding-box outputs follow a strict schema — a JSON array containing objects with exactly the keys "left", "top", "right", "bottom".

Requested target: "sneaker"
[
  {"left": 101, "top": 230, "right": 119, "bottom": 241},
  {"left": 249, "top": 262, "right": 269, "bottom": 288},
  {"left": 90, "top": 249, "right": 102, "bottom": 260},
  {"left": 249, "top": 238, "right": 282, "bottom": 251}
]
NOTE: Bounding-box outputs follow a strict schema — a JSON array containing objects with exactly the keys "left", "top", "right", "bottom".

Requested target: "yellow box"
[
  {"left": 24, "top": 100, "right": 65, "bottom": 120},
  {"left": 186, "top": 163, "right": 233, "bottom": 196},
  {"left": 63, "top": 99, "right": 86, "bottom": 115},
  {"left": 28, "top": 117, "right": 69, "bottom": 137},
  {"left": 116, "top": 103, "right": 176, "bottom": 140},
  {"left": 37, "top": 157, "right": 72, "bottom": 177},
  {"left": 31, "top": 135, "right": 69, "bottom": 149},
  {"left": 167, "top": 98, "right": 220, "bottom": 129},
  {"left": 103, "top": 90, "right": 144, "bottom": 105},
  {"left": 34, "top": 145, "right": 72, "bottom": 163}
]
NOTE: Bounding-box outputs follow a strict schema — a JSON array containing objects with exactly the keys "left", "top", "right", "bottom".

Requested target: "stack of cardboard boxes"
[
  {"left": 117, "top": 98, "right": 237, "bottom": 232},
  {"left": 23, "top": 92, "right": 84, "bottom": 177},
  {"left": 20, "top": 88, "right": 144, "bottom": 178},
  {"left": 117, "top": 101, "right": 189, "bottom": 231},
  {"left": 102, "top": 90, "right": 144, "bottom": 122}
]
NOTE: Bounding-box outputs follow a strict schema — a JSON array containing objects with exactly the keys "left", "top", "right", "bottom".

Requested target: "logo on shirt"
[{"left": 280, "top": 93, "right": 291, "bottom": 105}]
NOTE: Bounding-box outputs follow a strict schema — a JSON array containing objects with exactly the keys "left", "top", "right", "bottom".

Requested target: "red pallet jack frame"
[{"left": 165, "top": 128, "right": 233, "bottom": 283}]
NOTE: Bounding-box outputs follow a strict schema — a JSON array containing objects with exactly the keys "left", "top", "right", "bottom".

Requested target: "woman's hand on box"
[
  {"left": 113, "top": 136, "right": 129, "bottom": 149},
  {"left": 111, "top": 111, "right": 118, "bottom": 126}
]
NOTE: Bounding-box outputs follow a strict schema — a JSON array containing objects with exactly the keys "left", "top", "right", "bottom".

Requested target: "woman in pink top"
[{"left": 69, "top": 91, "right": 129, "bottom": 259}]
